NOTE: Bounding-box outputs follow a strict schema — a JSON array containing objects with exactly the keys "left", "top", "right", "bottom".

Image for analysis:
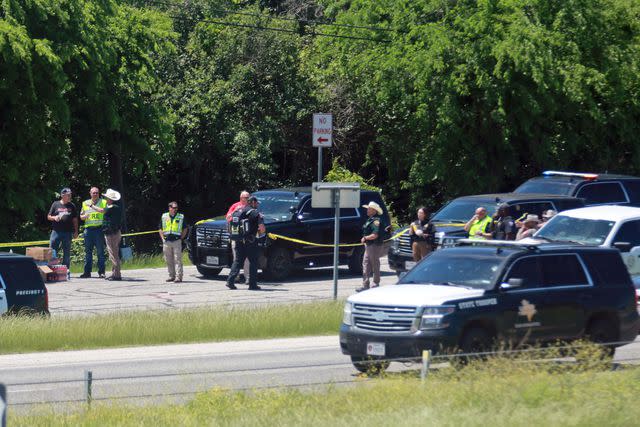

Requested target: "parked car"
[
  {"left": 188, "top": 188, "right": 391, "bottom": 280},
  {"left": 388, "top": 193, "right": 584, "bottom": 274},
  {"left": 515, "top": 170, "right": 640, "bottom": 206},
  {"left": 0, "top": 253, "right": 49, "bottom": 315},
  {"left": 341, "top": 241, "right": 639, "bottom": 372}
]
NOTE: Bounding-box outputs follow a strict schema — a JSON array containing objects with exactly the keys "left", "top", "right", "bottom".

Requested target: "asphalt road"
[
  {"left": 3, "top": 335, "right": 640, "bottom": 413},
  {"left": 48, "top": 261, "right": 399, "bottom": 316}
]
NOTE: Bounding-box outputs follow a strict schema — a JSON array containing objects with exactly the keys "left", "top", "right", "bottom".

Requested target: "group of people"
[{"left": 464, "top": 204, "right": 557, "bottom": 241}]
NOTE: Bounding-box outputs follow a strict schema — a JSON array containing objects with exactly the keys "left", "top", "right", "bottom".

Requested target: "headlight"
[
  {"left": 419, "top": 306, "right": 455, "bottom": 330},
  {"left": 343, "top": 302, "right": 353, "bottom": 326}
]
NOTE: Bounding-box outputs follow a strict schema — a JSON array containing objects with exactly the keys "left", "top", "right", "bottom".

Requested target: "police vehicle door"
[
  {"left": 0, "top": 273, "right": 9, "bottom": 315},
  {"left": 610, "top": 220, "right": 640, "bottom": 276},
  {"left": 299, "top": 201, "right": 334, "bottom": 259}
]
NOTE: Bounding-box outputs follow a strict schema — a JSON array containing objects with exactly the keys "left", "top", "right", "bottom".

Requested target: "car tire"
[
  {"left": 350, "top": 356, "right": 390, "bottom": 374},
  {"left": 265, "top": 247, "right": 293, "bottom": 281},
  {"left": 348, "top": 246, "right": 364, "bottom": 275},
  {"left": 196, "top": 265, "right": 222, "bottom": 277},
  {"left": 458, "top": 327, "right": 492, "bottom": 364},
  {"left": 586, "top": 318, "right": 617, "bottom": 357}
]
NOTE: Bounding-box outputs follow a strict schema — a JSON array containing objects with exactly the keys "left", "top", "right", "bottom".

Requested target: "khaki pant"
[
  {"left": 362, "top": 243, "right": 385, "bottom": 288},
  {"left": 163, "top": 239, "right": 183, "bottom": 280},
  {"left": 105, "top": 231, "right": 122, "bottom": 279},
  {"left": 231, "top": 240, "right": 251, "bottom": 282},
  {"left": 412, "top": 241, "right": 432, "bottom": 262}
]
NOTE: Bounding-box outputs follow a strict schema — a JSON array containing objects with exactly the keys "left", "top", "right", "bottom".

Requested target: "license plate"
[
  {"left": 206, "top": 256, "right": 219, "bottom": 265},
  {"left": 405, "top": 261, "right": 416, "bottom": 270},
  {"left": 366, "top": 342, "right": 385, "bottom": 356}
]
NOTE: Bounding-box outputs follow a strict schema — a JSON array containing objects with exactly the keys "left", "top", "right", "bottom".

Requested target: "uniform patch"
[{"left": 374, "top": 220, "right": 380, "bottom": 226}]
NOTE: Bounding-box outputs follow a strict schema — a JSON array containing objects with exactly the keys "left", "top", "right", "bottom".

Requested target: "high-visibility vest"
[
  {"left": 162, "top": 212, "right": 184, "bottom": 237},
  {"left": 468, "top": 216, "right": 492, "bottom": 240},
  {"left": 81, "top": 198, "right": 107, "bottom": 228}
]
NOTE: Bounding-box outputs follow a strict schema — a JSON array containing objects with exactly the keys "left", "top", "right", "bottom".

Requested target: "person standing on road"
[
  {"left": 225, "top": 191, "right": 251, "bottom": 283},
  {"left": 79, "top": 187, "right": 107, "bottom": 278},
  {"left": 159, "top": 202, "right": 188, "bottom": 283},
  {"left": 357, "top": 201, "right": 385, "bottom": 293},
  {"left": 464, "top": 207, "right": 492, "bottom": 240},
  {"left": 409, "top": 207, "right": 436, "bottom": 261},
  {"left": 47, "top": 187, "right": 79, "bottom": 270},
  {"left": 491, "top": 203, "right": 515, "bottom": 241},
  {"left": 226, "top": 196, "right": 265, "bottom": 291},
  {"left": 102, "top": 189, "right": 123, "bottom": 281}
]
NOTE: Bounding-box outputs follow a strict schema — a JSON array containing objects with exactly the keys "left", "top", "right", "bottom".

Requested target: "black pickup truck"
[{"left": 189, "top": 187, "right": 391, "bottom": 280}]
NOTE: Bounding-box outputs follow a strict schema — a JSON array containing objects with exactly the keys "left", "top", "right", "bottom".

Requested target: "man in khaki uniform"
[{"left": 357, "top": 201, "right": 385, "bottom": 292}]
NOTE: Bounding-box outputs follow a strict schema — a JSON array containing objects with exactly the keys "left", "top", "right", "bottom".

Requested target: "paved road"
[
  {"left": 49, "top": 261, "right": 399, "bottom": 316},
  {"left": 3, "top": 335, "right": 640, "bottom": 413}
]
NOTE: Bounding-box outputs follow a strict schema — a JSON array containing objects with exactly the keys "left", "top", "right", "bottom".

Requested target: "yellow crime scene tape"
[
  {"left": 268, "top": 228, "right": 410, "bottom": 248},
  {"left": 0, "top": 230, "right": 160, "bottom": 249}
]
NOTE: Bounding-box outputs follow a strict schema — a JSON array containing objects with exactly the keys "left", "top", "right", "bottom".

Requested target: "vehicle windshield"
[
  {"left": 398, "top": 251, "right": 504, "bottom": 290},
  {"left": 514, "top": 180, "right": 575, "bottom": 195},
  {"left": 255, "top": 193, "right": 301, "bottom": 222},
  {"left": 432, "top": 200, "right": 496, "bottom": 223},
  {"left": 534, "top": 215, "right": 615, "bottom": 245}
]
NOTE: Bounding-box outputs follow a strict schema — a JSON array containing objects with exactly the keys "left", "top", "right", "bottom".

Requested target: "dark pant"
[
  {"left": 50, "top": 230, "right": 72, "bottom": 268},
  {"left": 227, "top": 240, "right": 259, "bottom": 288},
  {"left": 84, "top": 227, "right": 106, "bottom": 275}
]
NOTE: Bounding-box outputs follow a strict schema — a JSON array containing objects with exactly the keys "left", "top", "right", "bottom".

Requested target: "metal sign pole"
[
  {"left": 332, "top": 189, "right": 341, "bottom": 300},
  {"left": 318, "top": 147, "right": 322, "bottom": 182}
]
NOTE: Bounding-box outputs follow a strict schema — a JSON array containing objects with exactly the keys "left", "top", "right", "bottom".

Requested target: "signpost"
[
  {"left": 312, "top": 182, "right": 360, "bottom": 299},
  {"left": 313, "top": 113, "right": 333, "bottom": 182}
]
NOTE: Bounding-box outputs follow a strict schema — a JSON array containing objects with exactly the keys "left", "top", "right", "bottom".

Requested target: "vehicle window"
[
  {"left": 398, "top": 251, "right": 504, "bottom": 290},
  {"left": 535, "top": 215, "right": 615, "bottom": 245},
  {"left": 509, "top": 202, "right": 554, "bottom": 221},
  {"left": 432, "top": 200, "right": 496, "bottom": 223},
  {"left": 611, "top": 220, "right": 640, "bottom": 252},
  {"left": 300, "top": 202, "right": 358, "bottom": 219},
  {"left": 503, "top": 257, "right": 542, "bottom": 289},
  {"left": 553, "top": 199, "right": 585, "bottom": 211},
  {"left": 575, "top": 182, "right": 627, "bottom": 205},
  {"left": 580, "top": 252, "right": 631, "bottom": 287},
  {"left": 539, "top": 255, "right": 588, "bottom": 287},
  {"left": 514, "top": 180, "right": 575, "bottom": 195},
  {"left": 255, "top": 194, "right": 301, "bottom": 222},
  {"left": 0, "top": 259, "right": 42, "bottom": 290},
  {"left": 622, "top": 180, "right": 640, "bottom": 203}
]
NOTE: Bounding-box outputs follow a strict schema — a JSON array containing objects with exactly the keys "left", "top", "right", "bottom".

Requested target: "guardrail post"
[
  {"left": 85, "top": 370, "right": 93, "bottom": 407},
  {"left": 421, "top": 350, "right": 432, "bottom": 381}
]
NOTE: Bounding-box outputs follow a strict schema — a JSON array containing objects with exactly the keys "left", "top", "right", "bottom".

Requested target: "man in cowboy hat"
[
  {"left": 538, "top": 210, "right": 557, "bottom": 229},
  {"left": 102, "top": 189, "right": 123, "bottom": 281},
  {"left": 357, "top": 201, "right": 385, "bottom": 292},
  {"left": 516, "top": 214, "right": 540, "bottom": 240}
]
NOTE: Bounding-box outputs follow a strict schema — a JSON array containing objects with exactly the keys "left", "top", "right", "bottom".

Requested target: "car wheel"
[
  {"left": 586, "top": 318, "right": 617, "bottom": 357},
  {"left": 348, "top": 246, "right": 364, "bottom": 275},
  {"left": 350, "top": 356, "right": 390, "bottom": 374},
  {"left": 265, "top": 247, "right": 293, "bottom": 281},
  {"left": 458, "top": 327, "right": 492, "bottom": 364},
  {"left": 196, "top": 265, "right": 222, "bottom": 277}
]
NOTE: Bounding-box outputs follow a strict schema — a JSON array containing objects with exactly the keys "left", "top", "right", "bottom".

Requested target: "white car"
[{"left": 530, "top": 205, "right": 640, "bottom": 276}]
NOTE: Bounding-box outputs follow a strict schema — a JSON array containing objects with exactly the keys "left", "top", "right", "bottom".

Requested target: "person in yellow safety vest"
[
  {"left": 79, "top": 187, "right": 108, "bottom": 278},
  {"left": 159, "top": 201, "right": 188, "bottom": 283},
  {"left": 464, "top": 207, "right": 493, "bottom": 240}
]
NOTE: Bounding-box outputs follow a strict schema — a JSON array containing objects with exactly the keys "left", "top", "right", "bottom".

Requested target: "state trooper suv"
[
  {"left": 0, "top": 252, "right": 49, "bottom": 315},
  {"left": 341, "top": 241, "right": 639, "bottom": 372}
]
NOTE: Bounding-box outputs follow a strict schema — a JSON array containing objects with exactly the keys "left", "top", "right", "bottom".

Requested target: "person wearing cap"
[
  {"left": 225, "top": 190, "right": 251, "bottom": 284},
  {"left": 491, "top": 203, "right": 515, "bottom": 240},
  {"left": 464, "top": 207, "right": 493, "bottom": 240},
  {"left": 226, "top": 196, "right": 265, "bottom": 290},
  {"left": 159, "top": 202, "right": 188, "bottom": 283},
  {"left": 409, "top": 207, "right": 436, "bottom": 261},
  {"left": 357, "top": 201, "right": 385, "bottom": 292},
  {"left": 516, "top": 214, "right": 540, "bottom": 240},
  {"left": 47, "top": 187, "right": 79, "bottom": 270},
  {"left": 102, "top": 189, "right": 123, "bottom": 281},
  {"left": 538, "top": 210, "right": 557, "bottom": 229},
  {"left": 79, "top": 187, "right": 107, "bottom": 278}
]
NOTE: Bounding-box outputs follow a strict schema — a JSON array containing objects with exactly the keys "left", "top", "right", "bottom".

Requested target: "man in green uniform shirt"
[{"left": 357, "top": 201, "right": 385, "bottom": 292}]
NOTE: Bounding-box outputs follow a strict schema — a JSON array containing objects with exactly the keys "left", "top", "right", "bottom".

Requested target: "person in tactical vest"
[
  {"left": 409, "top": 207, "right": 436, "bottom": 261},
  {"left": 356, "top": 201, "right": 385, "bottom": 293},
  {"left": 226, "top": 196, "right": 265, "bottom": 290},
  {"left": 79, "top": 187, "right": 107, "bottom": 278},
  {"left": 491, "top": 203, "right": 515, "bottom": 240},
  {"left": 159, "top": 201, "right": 188, "bottom": 283}
]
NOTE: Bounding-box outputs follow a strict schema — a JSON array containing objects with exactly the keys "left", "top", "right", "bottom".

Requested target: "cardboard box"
[
  {"left": 37, "top": 265, "right": 53, "bottom": 282},
  {"left": 26, "top": 247, "right": 53, "bottom": 262}
]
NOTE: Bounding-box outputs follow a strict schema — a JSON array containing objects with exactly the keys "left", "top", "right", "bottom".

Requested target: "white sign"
[
  {"left": 312, "top": 113, "right": 332, "bottom": 147},
  {"left": 311, "top": 182, "right": 360, "bottom": 208}
]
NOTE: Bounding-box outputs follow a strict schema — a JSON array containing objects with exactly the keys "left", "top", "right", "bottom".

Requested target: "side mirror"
[
  {"left": 614, "top": 241, "right": 632, "bottom": 253},
  {"left": 296, "top": 212, "right": 312, "bottom": 221},
  {"left": 500, "top": 278, "right": 523, "bottom": 290},
  {"left": 289, "top": 206, "right": 297, "bottom": 214}
]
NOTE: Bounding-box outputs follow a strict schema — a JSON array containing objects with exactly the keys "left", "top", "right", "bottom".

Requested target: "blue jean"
[
  {"left": 50, "top": 230, "right": 72, "bottom": 268},
  {"left": 83, "top": 227, "right": 106, "bottom": 275}
]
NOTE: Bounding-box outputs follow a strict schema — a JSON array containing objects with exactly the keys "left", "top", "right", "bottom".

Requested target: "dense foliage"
[{"left": 1, "top": 0, "right": 639, "bottom": 243}]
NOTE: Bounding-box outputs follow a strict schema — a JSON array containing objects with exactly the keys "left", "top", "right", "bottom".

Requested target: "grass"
[
  {"left": 0, "top": 301, "right": 343, "bottom": 354},
  {"left": 12, "top": 353, "right": 640, "bottom": 426},
  {"left": 68, "top": 252, "right": 190, "bottom": 273}
]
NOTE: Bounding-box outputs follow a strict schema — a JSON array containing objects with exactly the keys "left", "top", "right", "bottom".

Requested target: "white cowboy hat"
[
  {"left": 102, "top": 188, "right": 121, "bottom": 201},
  {"left": 524, "top": 214, "right": 540, "bottom": 224},
  {"left": 362, "top": 201, "right": 383, "bottom": 215},
  {"left": 542, "top": 210, "right": 557, "bottom": 219}
]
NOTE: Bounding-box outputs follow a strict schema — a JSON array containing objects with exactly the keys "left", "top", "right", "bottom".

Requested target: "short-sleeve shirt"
[
  {"left": 103, "top": 203, "right": 123, "bottom": 235},
  {"left": 362, "top": 215, "right": 382, "bottom": 245},
  {"left": 48, "top": 201, "right": 77, "bottom": 232},
  {"left": 410, "top": 220, "right": 436, "bottom": 245},
  {"left": 492, "top": 216, "right": 515, "bottom": 240},
  {"left": 226, "top": 201, "right": 246, "bottom": 222},
  {"left": 240, "top": 206, "right": 263, "bottom": 241},
  {"left": 158, "top": 214, "right": 188, "bottom": 241}
]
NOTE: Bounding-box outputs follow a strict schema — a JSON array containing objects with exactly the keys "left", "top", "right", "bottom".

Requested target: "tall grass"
[
  {"left": 13, "top": 355, "right": 640, "bottom": 426},
  {"left": 68, "top": 253, "right": 189, "bottom": 273},
  {"left": 0, "top": 301, "right": 343, "bottom": 354}
]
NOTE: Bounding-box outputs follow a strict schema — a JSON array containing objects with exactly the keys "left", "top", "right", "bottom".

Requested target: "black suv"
[
  {"left": 0, "top": 253, "right": 49, "bottom": 315},
  {"left": 189, "top": 188, "right": 391, "bottom": 280},
  {"left": 341, "top": 242, "right": 640, "bottom": 372},
  {"left": 388, "top": 193, "right": 584, "bottom": 274},
  {"left": 515, "top": 171, "right": 640, "bottom": 206}
]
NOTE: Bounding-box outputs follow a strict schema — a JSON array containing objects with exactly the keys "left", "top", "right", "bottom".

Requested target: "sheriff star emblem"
[
  {"left": 373, "top": 220, "right": 380, "bottom": 226},
  {"left": 518, "top": 299, "right": 537, "bottom": 322}
]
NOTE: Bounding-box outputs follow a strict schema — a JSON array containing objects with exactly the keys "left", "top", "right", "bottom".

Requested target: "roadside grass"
[
  {"left": 13, "top": 353, "right": 640, "bottom": 426},
  {"left": 68, "top": 252, "right": 189, "bottom": 273},
  {"left": 0, "top": 301, "right": 342, "bottom": 354}
]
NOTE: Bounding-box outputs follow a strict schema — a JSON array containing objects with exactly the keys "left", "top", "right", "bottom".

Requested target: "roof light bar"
[{"left": 542, "top": 171, "right": 599, "bottom": 180}]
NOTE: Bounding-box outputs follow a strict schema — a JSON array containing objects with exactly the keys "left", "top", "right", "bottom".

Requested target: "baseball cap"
[
  {"left": 248, "top": 196, "right": 258, "bottom": 202},
  {"left": 60, "top": 187, "right": 72, "bottom": 195}
]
